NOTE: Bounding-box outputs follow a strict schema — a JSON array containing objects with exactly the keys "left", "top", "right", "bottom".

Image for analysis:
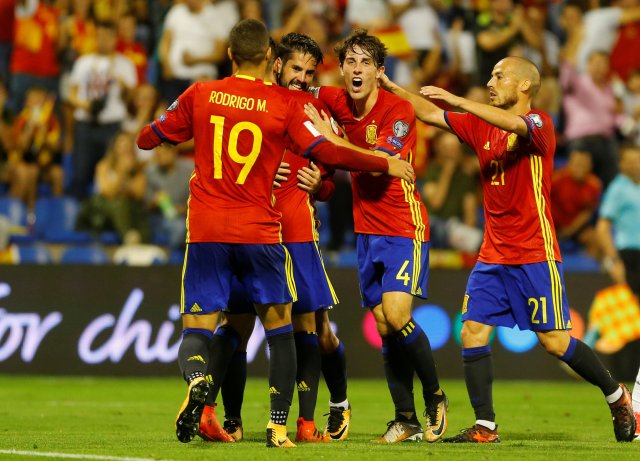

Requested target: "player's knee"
[
  {"left": 537, "top": 331, "right": 569, "bottom": 357},
  {"left": 380, "top": 307, "right": 411, "bottom": 332},
  {"left": 459, "top": 322, "right": 491, "bottom": 347}
]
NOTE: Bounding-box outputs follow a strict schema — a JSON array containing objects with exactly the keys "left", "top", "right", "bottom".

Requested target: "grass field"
[{"left": 0, "top": 376, "right": 638, "bottom": 461}]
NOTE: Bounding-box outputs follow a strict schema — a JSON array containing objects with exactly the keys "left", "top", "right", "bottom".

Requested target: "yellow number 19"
[{"left": 210, "top": 115, "right": 263, "bottom": 184}]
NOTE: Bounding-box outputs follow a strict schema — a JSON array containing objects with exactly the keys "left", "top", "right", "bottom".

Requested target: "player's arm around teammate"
[{"left": 382, "top": 57, "right": 636, "bottom": 443}]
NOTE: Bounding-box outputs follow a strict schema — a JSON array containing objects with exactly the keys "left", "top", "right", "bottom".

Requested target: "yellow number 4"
[{"left": 396, "top": 260, "right": 410, "bottom": 287}]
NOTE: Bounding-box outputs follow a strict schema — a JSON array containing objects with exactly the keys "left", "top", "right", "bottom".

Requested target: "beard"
[
  {"left": 491, "top": 91, "right": 518, "bottom": 109},
  {"left": 282, "top": 77, "right": 307, "bottom": 91}
]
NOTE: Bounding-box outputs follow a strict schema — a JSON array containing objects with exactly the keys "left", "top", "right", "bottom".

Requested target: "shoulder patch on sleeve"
[
  {"left": 166, "top": 99, "right": 179, "bottom": 111},
  {"left": 393, "top": 120, "right": 409, "bottom": 137},
  {"left": 524, "top": 113, "right": 543, "bottom": 128}
]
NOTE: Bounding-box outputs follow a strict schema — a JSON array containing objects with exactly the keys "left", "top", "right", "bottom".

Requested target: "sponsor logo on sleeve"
[
  {"left": 386, "top": 136, "right": 404, "bottom": 149},
  {"left": 393, "top": 120, "right": 409, "bottom": 137}
]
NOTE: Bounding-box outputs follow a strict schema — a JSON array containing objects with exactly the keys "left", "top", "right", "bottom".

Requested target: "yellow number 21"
[{"left": 210, "top": 115, "right": 263, "bottom": 185}]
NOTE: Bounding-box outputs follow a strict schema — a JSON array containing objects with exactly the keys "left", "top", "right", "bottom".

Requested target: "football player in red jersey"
[
  {"left": 381, "top": 56, "right": 636, "bottom": 443},
  {"left": 308, "top": 29, "right": 448, "bottom": 444},
  {"left": 199, "top": 33, "right": 352, "bottom": 444},
  {"left": 137, "top": 19, "right": 414, "bottom": 448}
]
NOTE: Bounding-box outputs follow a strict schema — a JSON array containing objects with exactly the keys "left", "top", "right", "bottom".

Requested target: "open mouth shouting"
[{"left": 351, "top": 77, "right": 363, "bottom": 92}]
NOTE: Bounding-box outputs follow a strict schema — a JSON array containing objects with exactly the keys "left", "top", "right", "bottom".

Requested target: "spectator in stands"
[
  {"left": 596, "top": 145, "right": 640, "bottom": 382},
  {"left": 441, "top": 9, "right": 477, "bottom": 95},
  {"left": 610, "top": 0, "right": 640, "bottom": 82},
  {"left": 11, "top": 86, "right": 63, "bottom": 211},
  {"left": 421, "top": 130, "right": 482, "bottom": 252},
  {"left": 144, "top": 142, "right": 192, "bottom": 249},
  {"left": 123, "top": 83, "right": 160, "bottom": 164},
  {"left": 474, "top": 0, "right": 524, "bottom": 85},
  {"left": 76, "top": 131, "right": 148, "bottom": 243},
  {"left": 619, "top": 68, "right": 640, "bottom": 146},
  {"left": 551, "top": 149, "right": 602, "bottom": 258},
  {"left": 116, "top": 11, "right": 148, "bottom": 84},
  {"left": 0, "top": 0, "right": 15, "bottom": 84},
  {"left": 570, "top": 0, "right": 640, "bottom": 73},
  {"left": 518, "top": 4, "right": 560, "bottom": 77},
  {"left": 345, "top": 0, "right": 389, "bottom": 30},
  {"left": 9, "top": 0, "right": 63, "bottom": 113},
  {"left": 0, "top": 79, "right": 14, "bottom": 192},
  {"left": 596, "top": 145, "right": 640, "bottom": 293},
  {"left": 58, "top": 0, "right": 97, "bottom": 154},
  {"left": 67, "top": 19, "right": 137, "bottom": 200},
  {"left": 389, "top": 0, "right": 442, "bottom": 88},
  {"left": 157, "top": 0, "right": 237, "bottom": 103},
  {"left": 561, "top": 50, "right": 620, "bottom": 187},
  {"left": 0, "top": 215, "right": 17, "bottom": 264}
]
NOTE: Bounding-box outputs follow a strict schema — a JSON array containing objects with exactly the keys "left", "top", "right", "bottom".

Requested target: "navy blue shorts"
[
  {"left": 225, "top": 241, "right": 337, "bottom": 315},
  {"left": 462, "top": 261, "right": 572, "bottom": 331},
  {"left": 181, "top": 242, "right": 296, "bottom": 314},
  {"left": 356, "top": 234, "right": 429, "bottom": 308}
]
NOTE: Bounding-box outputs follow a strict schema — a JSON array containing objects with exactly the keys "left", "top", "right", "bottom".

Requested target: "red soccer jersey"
[
  {"left": 445, "top": 109, "right": 560, "bottom": 264},
  {"left": 314, "top": 86, "right": 428, "bottom": 241},
  {"left": 275, "top": 91, "right": 334, "bottom": 243},
  {"left": 150, "top": 75, "right": 325, "bottom": 244}
]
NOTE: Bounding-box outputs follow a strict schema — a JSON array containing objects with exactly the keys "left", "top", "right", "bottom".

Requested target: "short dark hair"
[
  {"left": 276, "top": 33, "right": 323, "bottom": 66},
  {"left": 335, "top": 29, "right": 387, "bottom": 68},
  {"left": 229, "top": 19, "right": 270, "bottom": 66}
]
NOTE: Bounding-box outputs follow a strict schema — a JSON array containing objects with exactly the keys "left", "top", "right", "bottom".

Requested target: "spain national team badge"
[{"left": 366, "top": 124, "right": 377, "bottom": 145}]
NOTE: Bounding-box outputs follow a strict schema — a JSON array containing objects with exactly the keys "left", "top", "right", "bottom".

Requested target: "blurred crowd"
[{"left": 0, "top": 0, "right": 640, "bottom": 265}]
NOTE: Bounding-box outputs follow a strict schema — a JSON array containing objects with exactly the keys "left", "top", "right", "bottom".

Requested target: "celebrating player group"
[{"left": 137, "top": 18, "right": 637, "bottom": 448}]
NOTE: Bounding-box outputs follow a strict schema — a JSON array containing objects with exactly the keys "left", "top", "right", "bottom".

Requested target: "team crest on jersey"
[
  {"left": 167, "top": 99, "right": 179, "bottom": 111},
  {"left": 366, "top": 124, "right": 377, "bottom": 145},
  {"left": 393, "top": 120, "right": 409, "bottom": 137},
  {"left": 526, "top": 113, "right": 543, "bottom": 128}
]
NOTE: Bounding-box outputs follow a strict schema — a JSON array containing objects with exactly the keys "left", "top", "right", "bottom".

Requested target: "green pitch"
[{"left": 0, "top": 376, "right": 637, "bottom": 461}]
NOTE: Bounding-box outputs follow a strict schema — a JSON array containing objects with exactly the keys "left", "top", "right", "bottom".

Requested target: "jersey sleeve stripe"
[
  {"left": 302, "top": 137, "right": 327, "bottom": 158},
  {"left": 151, "top": 121, "right": 170, "bottom": 143},
  {"left": 373, "top": 146, "right": 395, "bottom": 157},
  {"left": 519, "top": 115, "right": 534, "bottom": 145}
]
